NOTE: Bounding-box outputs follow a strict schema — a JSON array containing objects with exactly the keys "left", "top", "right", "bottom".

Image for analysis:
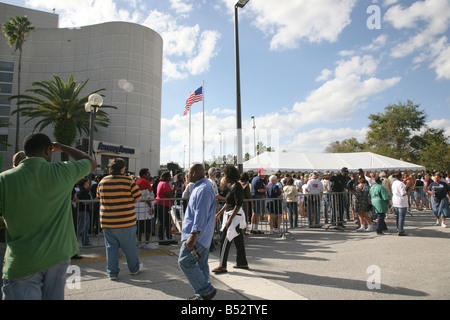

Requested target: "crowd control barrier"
[{"left": 73, "top": 186, "right": 438, "bottom": 248}]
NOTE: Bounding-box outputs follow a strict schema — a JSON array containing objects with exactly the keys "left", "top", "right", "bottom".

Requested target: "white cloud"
[
  {"left": 250, "top": 0, "right": 357, "bottom": 50},
  {"left": 362, "top": 35, "right": 389, "bottom": 52},
  {"left": 282, "top": 127, "right": 368, "bottom": 153},
  {"left": 26, "top": 0, "right": 140, "bottom": 27},
  {"left": 384, "top": 0, "right": 450, "bottom": 79},
  {"left": 142, "top": 9, "right": 220, "bottom": 81},
  {"left": 169, "top": 0, "right": 193, "bottom": 14},
  {"left": 315, "top": 69, "right": 332, "bottom": 82},
  {"left": 293, "top": 55, "right": 401, "bottom": 123},
  {"left": 429, "top": 37, "right": 450, "bottom": 80},
  {"left": 428, "top": 119, "right": 450, "bottom": 139},
  {"left": 216, "top": 0, "right": 357, "bottom": 51}
]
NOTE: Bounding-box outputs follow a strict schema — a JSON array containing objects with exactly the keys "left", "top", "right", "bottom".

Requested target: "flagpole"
[
  {"left": 189, "top": 93, "right": 191, "bottom": 168},
  {"left": 202, "top": 80, "right": 205, "bottom": 167}
]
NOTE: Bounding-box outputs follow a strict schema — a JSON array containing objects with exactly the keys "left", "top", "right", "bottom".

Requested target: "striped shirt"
[{"left": 97, "top": 175, "right": 142, "bottom": 229}]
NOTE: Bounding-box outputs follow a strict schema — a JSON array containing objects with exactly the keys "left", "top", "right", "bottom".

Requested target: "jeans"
[
  {"left": 178, "top": 241, "right": 214, "bottom": 298},
  {"left": 322, "top": 194, "right": 330, "bottom": 223},
  {"left": 286, "top": 202, "right": 298, "bottom": 228},
  {"left": 0, "top": 241, "right": 6, "bottom": 289},
  {"left": 2, "top": 259, "right": 70, "bottom": 300},
  {"left": 431, "top": 196, "right": 449, "bottom": 218},
  {"left": 308, "top": 195, "right": 320, "bottom": 226},
  {"left": 77, "top": 210, "right": 91, "bottom": 246},
  {"left": 376, "top": 213, "right": 388, "bottom": 234},
  {"left": 393, "top": 207, "right": 407, "bottom": 232},
  {"left": 103, "top": 225, "right": 140, "bottom": 278}
]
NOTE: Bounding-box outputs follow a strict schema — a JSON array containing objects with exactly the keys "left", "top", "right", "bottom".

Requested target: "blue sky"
[{"left": 3, "top": 0, "right": 450, "bottom": 167}]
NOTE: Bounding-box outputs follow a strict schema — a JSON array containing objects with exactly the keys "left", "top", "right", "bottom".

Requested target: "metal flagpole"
[
  {"left": 202, "top": 80, "right": 205, "bottom": 167},
  {"left": 189, "top": 93, "right": 191, "bottom": 167}
]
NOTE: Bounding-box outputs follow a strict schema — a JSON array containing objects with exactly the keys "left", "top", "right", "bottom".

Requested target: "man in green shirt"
[{"left": 0, "top": 133, "right": 95, "bottom": 300}]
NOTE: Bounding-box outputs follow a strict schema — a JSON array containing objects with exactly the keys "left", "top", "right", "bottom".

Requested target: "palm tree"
[
  {"left": 2, "top": 16, "right": 35, "bottom": 153},
  {"left": 10, "top": 74, "right": 116, "bottom": 161}
]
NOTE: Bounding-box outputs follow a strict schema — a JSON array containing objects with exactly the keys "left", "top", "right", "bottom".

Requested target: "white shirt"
[
  {"left": 392, "top": 179, "right": 408, "bottom": 208},
  {"left": 322, "top": 179, "right": 331, "bottom": 193},
  {"left": 305, "top": 179, "right": 324, "bottom": 194}
]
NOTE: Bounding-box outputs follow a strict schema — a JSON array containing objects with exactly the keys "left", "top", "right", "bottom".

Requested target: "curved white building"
[{"left": 0, "top": 3, "right": 162, "bottom": 175}]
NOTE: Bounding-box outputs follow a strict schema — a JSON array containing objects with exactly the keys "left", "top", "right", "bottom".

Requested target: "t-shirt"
[
  {"left": 136, "top": 177, "right": 152, "bottom": 191},
  {"left": 0, "top": 157, "right": 92, "bottom": 279},
  {"left": 369, "top": 184, "right": 390, "bottom": 213},
  {"left": 392, "top": 179, "right": 408, "bottom": 208},
  {"left": 156, "top": 180, "right": 174, "bottom": 207},
  {"left": 428, "top": 181, "right": 450, "bottom": 200},
  {"left": 225, "top": 182, "right": 244, "bottom": 212},
  {"left": 305, "top": 179, "right": 324, "bottom": 194},
  {"left": 251, "top": 175, "right": 266, "bottom": 198},
  {"left": 97, "top": 175, "right": 142, "bottom": 228}
]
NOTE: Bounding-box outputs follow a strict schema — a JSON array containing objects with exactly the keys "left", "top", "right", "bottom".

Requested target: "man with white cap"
[{"left": 250, "top": 168, "right": 268, "bottom": 234}]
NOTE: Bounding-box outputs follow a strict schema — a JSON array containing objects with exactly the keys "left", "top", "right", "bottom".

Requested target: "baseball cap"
[{"left": 258, "top": 168, "right": 268, "bottom": 175}]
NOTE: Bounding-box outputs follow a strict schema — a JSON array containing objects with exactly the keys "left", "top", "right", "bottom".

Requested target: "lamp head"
[
  {"left": 88, "top": 93, "right": 103, "bottom": 107},
  {"left": 236, "top": 0, "right": 249, "bottom": 8}
]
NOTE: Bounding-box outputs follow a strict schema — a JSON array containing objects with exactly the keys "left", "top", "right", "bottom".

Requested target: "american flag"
[{"left": 183, "top": 86, "right": 203, "bottom": 116}]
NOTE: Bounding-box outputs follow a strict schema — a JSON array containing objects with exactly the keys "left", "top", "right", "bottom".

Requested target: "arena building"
[{"left": 0, "top": 3, "right": 162, "bottom": 175}]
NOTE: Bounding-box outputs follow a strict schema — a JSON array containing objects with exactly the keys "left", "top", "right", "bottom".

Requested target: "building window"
[
  {"left": 0, "top": 61, "right": 14, "bottom": 126},
  {"left": 0, "top": 61, "right": 14, "bottom": 72},
  {"left": 0, "top": 134, "right": 8, "bottom": 151}
]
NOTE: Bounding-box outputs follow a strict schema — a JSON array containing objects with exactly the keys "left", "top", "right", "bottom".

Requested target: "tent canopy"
[{"left": 243, "top": 152, "right": 425, "bottom": 173}]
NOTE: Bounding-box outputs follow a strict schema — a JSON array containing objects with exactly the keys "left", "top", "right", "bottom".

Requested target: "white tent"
[{"left": 243, "top": 152, "right": 425, "bottom": 173}]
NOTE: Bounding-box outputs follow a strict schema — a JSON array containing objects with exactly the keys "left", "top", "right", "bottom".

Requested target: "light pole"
[
  {"left": 251, "top": 116, "right": 256, "bottom": 157},
  {"left": 84, "top": 93, "right": 103, "bottom": 159},
  {"left": 235, "top": 0, "right": 249, "bottom": 173}
]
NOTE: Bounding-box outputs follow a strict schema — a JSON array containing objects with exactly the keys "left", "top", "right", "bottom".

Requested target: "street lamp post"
[
  {"left": 251, "top": 116, "right": 256, "bottom": 157},
  {"left": 235, "top": 0, "right": 249, "bottom": 173},
  {"left": 84, "top": 93, "right": 103, "bottom": 159}
]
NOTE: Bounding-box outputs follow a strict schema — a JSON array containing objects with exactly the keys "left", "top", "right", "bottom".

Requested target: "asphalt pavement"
[{"left": 66, "top": 209, "right": 450, "bottom": 301}]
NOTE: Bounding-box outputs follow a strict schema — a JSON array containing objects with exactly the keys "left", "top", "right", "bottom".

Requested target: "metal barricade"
[
  {"left": 74, "top": 190, "right": 370, "bottom": 248},
  {"left": 74, "top": 197, "right": 186, "bottom": 248}
]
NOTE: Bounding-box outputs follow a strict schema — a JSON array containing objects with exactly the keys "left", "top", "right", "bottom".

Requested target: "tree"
[
  {"left": 10, "top": 75, "right": 116, "bottom": 161},
  {"left": 417, "top": 128, "right": 450, "bottom": 172},
  {"left": 365, "top": 100, "right": 426, "bottom": 162},
  {"left": 325, "top": 100, "right": 449, "bottom": 171},
  {"left": 325, "top": 137, "right": 365, "bottom": 153},
  {"left": 2, "top": 16, "right": 35, "bottom": 153}
]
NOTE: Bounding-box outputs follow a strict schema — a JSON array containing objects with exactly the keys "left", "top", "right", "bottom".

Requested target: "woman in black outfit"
[{"left": 212, "top": 165, "right": 248, "bottom": 274}]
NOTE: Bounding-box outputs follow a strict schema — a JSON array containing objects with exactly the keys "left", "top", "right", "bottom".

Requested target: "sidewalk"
[{"left": 66, "top": 209, "right": 450, "bottom": 300}]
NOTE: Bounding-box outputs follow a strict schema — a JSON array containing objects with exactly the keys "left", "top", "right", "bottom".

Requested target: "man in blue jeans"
[
  {"left": 0, "top": 133, "right": 96, "bottom": 299},
  {"left": 178, "top": 163, "right": 217, "bottom": 300},
  {"left": 97, "top": 158, "right": 143, "bottom": 280}
]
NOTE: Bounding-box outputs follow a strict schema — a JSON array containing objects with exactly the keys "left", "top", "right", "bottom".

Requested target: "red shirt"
[
  {"left": 156, "top": 181, "right": 174, "bottom": 207},
  {"left": 136, "top": 177, "right": 152, "bottom": 191}
]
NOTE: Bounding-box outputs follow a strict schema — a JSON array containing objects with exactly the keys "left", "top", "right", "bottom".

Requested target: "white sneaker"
[
  {"left": 356, "top": 226, "right": 365, "bottom": 232},
  {"left": 365, "top": 225, "right": 373, "bottom": 232},
  {"left": 131, "top": 263, "right": 144, "bottom": 275},
  {"left": 145, "top": 243, "right": 158, "bottom": 249},
  {"left": 442, "top": 221, "right": 447, "bottom": 228},
  {"left": 435, "top": 219, "right": 441, "bottom": 226}
]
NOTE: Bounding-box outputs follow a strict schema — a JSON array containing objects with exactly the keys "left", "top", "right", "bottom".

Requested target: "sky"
[{"left": 3, "top": 0, "right": 450, "bottom": 168}]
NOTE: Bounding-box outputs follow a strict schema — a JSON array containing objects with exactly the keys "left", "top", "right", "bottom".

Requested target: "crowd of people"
[
  {"left": 75, "top": 165, "right": 450, "bottom": 241},
  {"left": 1, "top": 131, "right": 448, "bottom": 300},
  {"left": 236, "top": 167, "right": 449, "bottom": 236}
]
